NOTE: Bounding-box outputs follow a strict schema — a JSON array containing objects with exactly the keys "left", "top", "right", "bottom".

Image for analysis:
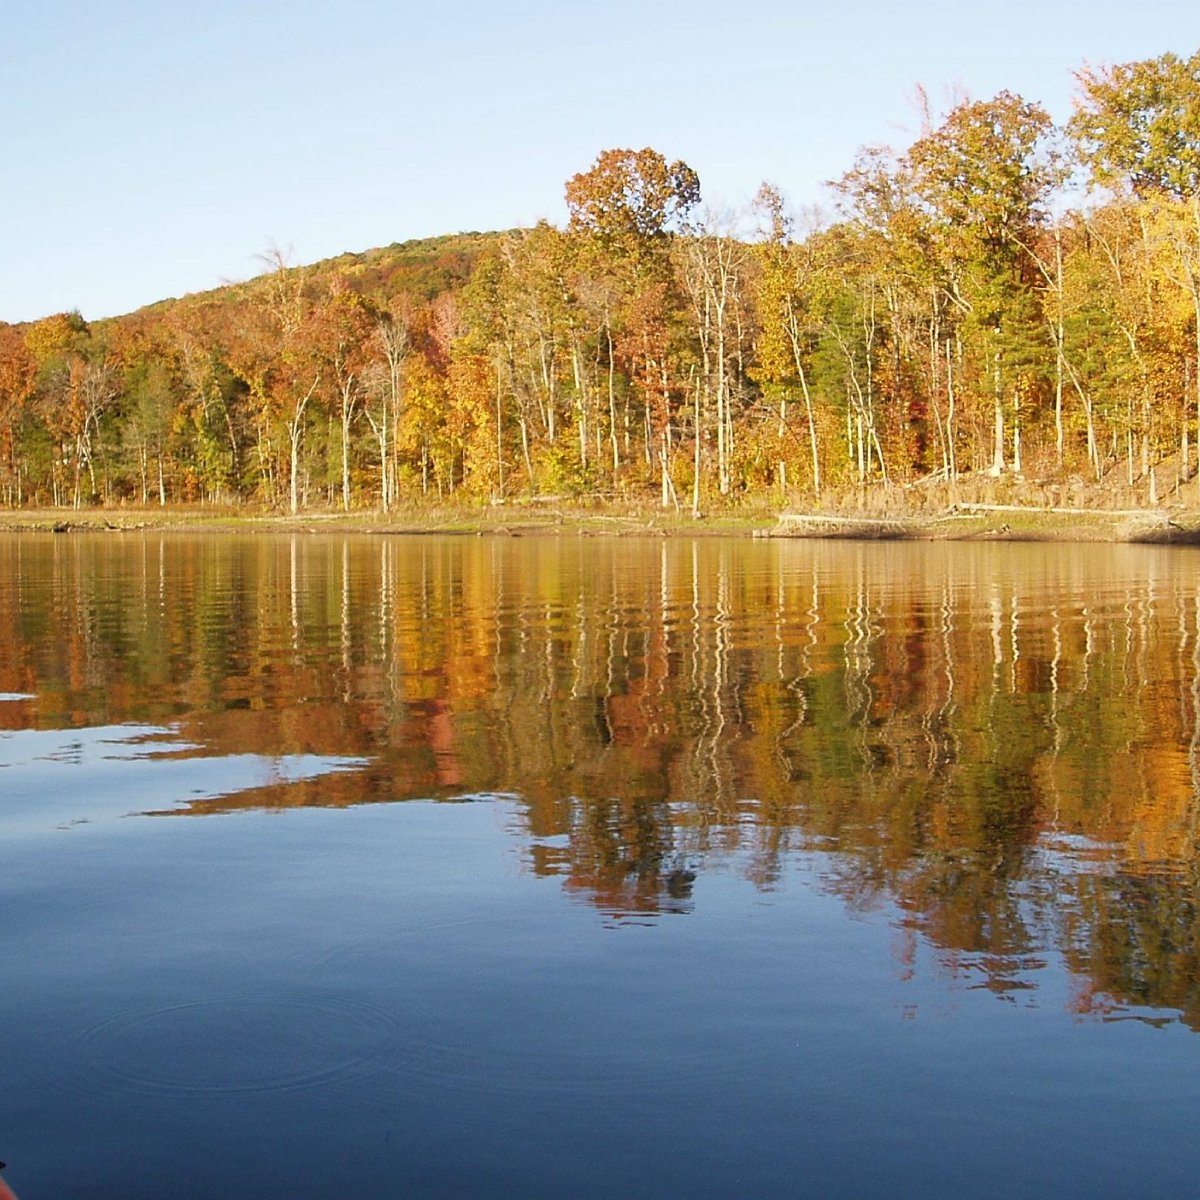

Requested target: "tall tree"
[
  {"left": 751, "top": 187, "right": 824, "bottom": 497},
  {"left": 1072, "top": 52, "right": 1200, "bottom": 479},
  {"left": 314, "top": 276, "right": 374, "bottom": 510},
  {"left": 565, "top": 148, "right": 700, "bottom": 252},
  {"left": 566, "top": 148, "right": 700, "bottom": 505},
  {"left": 908, "top": 92, "right": 1057, "bottom": 475},
  {"left": 0, "top": 325, "right": 37, "bottom": 503}
]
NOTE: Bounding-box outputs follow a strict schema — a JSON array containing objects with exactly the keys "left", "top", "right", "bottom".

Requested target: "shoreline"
[{"left": 2, "top": 501, "right": 1200, "bottom": 544}]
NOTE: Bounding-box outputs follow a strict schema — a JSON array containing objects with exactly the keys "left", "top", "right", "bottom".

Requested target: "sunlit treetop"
[
  {"left": 23, "top": 310, "right": 89, "bottom": 367},
  {"left": 1070, "top": 50, "right": 1200, "bottom": 200},
  {"left": 906, "top": 91, "right": 1057, "bottom": 249},
  {"left": 565, "top": 147, "right": 701, "bottom": 247}
]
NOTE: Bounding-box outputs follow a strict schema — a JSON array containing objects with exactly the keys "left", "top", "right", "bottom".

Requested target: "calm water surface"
[{"left": 2, "top": 533, "right": 1200, "bottom": 1198}]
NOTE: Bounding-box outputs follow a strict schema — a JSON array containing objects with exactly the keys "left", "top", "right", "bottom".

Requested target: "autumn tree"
[
  {"left": 457, "top": 250, "right": 515, "bottom": 497},
  {"left": 830, "top": 146, "right": 942, "bottom": 483},
  {"left": 908, "top": 92, "right": 1057, "bottom": 475},
  {"left": 0, "top": 324, "right": 37, "bottom": 503},
  {"left": 227, "top": 250, "right": 323, "bottom": 512},
  {"left": 684, "top": 208, "right": 751, "bottom": 502},
  {"left": 123, "top": 357, "right": 177, "bottom": 504},
  {"left": 23, "top": 311, "right": 121, "bottom": 506},
  {"left": 808, "top": 225, "right": 891, "bottom": 485},
  {"left": 168, "top": 306, "right": 247, "bottom": 502},
  {"left": 1072, "top": 51, "right": 1200, "bottom": 480},
  {"left": 565, "top": 148, "right": 700, "bottom": 252},
  {"left": 314, "top": 276, "right": 374, "bottom": 510},
  {"left": 362, "top": 306, "right": 409, "bottom": 511},
  {"left": 751, "top": 185, "right": 823, "bottom": 498},
  {"left": 566, "top": 148, "right": 700, "bottom": 505},
  {"left": 8, "top": 67, "right": 1200, "bottom": 513}
]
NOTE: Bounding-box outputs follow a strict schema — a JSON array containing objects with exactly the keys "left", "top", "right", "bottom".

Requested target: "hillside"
[
  {"left": 125, "top": 230, "right": 504, "bottom": 322},
  {"left": 0, "top": 50, "right": 1197, "bottom": 521}
]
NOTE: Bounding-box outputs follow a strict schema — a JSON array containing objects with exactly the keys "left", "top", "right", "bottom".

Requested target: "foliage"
[{"left": 6, "top": 51, "right": 1200, "bottom": 510}]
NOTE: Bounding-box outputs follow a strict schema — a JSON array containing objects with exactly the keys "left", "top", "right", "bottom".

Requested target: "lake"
[{"left": 2, "top": 532, "right": 1199, "bottom": 1198}]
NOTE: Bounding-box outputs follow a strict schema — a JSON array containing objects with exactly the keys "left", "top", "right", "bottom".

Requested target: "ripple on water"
[
  {"left": 315, "top": 929, "right": 782, "bottom": 1101},
  {"left": 383, "top": 1005, "right": 777, "bottom": 1100},
  {"left": 77, "top": 994, "right": 400, "bottom": 1097}
]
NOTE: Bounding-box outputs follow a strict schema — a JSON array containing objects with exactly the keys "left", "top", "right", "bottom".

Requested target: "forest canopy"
[{"left": 2, "top": 50, "right": 1199, "bottom": 513}]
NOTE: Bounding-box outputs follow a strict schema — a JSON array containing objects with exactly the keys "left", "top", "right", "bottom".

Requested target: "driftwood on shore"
[
  {"left": 777, "top": 513, "right": 910, "bottom": 527},
  {"left": 950, "top": 502, "right": 1169, "bottom": 520},
  {"left": 773, "top": 513, "right": 917, "bottom": 539},
  {"left": 772, "top": 501, "right": 1200, "bottom": 544}
]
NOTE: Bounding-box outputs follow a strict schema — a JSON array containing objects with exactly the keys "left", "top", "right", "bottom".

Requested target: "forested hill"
[
  {"left": 2, "top": 49, "right": 1199, "bottom": 515},
  {"left": 132, "top": 231, "right": 501, "bottom": 319}
]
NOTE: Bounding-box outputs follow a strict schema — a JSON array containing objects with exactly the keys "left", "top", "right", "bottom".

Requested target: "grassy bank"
[
  {"left": 0, "top": 499, "right": 778, "bottom": 538},
  {"left": 4, "top": 491, "right": 1200, "bottom": 544}
]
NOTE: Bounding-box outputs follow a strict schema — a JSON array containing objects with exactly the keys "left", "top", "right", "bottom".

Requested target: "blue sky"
[{"left": 4, "top": 0, "right": 1200, "bottom": 323}]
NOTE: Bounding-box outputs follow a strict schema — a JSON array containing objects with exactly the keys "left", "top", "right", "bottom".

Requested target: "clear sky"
[{"left": 4, "top": 0, "right": 1200, "bottom": 324}]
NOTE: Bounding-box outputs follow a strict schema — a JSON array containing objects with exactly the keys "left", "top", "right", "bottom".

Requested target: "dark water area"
[{"left": 2, "top": 532, "right": 1200, "bottom": 1198}]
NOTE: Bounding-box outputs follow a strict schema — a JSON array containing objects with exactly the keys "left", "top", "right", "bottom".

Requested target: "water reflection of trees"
[{"left": 2, "top": 534, "right": 1200, "bottom": 1026}]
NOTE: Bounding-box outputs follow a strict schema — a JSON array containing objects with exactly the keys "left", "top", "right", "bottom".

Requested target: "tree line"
[{"left": 1, "top": 50, "right": 1198, "bottom": 512}]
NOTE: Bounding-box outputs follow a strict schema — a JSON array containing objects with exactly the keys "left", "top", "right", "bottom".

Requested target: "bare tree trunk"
[
  {"left": 1054, "top": 228, "right": 1065, "bottom": 468},
  {"left": 991, "top": 348, "right": 1006, "bottom": 476},
  {"left": 606, "top": 319, "right": 619, "bottom": 475},
  {"left": 571, "top": 342, "right": 588, "bottom": 472},
  {"left": 374, "top": 315, "right": 407, "bottom": 512},
  {"left": 795, "top": 345, "right": 820, "bottom": 496},
  {"left": 692, "top": 370, "right": 702, "bottom": 516},
  {"left": 339, "top": 376, "right": 357, "bottom": 511},
  {"left": 1013, "top": 390, "right": 1022, "bottom": 474},
  {"left": 495, "top": 355, "right": 506, "bottom": 500},
  {"left": 287, "top": 375, "right": 319, "bottom": 515}
]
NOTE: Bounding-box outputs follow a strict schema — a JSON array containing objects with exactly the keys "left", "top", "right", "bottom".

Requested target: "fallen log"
[
  {"left": 952, "top": 502, "right": 1169, "bottom": 519},
  {"left": 777, "top": 513, "right": 910, "bottom": 527}
]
